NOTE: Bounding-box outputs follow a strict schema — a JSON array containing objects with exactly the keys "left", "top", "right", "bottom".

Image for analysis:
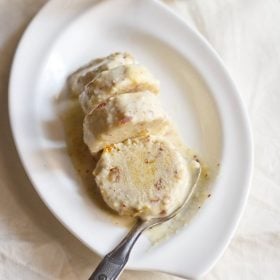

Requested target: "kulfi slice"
[
  {"left": 79, "top": 64, "right": 160, "bottom": 113},
  {"left": 94, "top": 136, "right": 191, "bottom": 220},
  {"left": 83, "top": 91, "right": 170, "bottom": 154},
  {"left": 68, "top": 52, "right": 135, "bottom": 96}
]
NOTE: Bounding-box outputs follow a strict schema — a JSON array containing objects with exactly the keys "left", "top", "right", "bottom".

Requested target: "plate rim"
[{"left": 8, "top": 0, "right": 254, "bottom": 278}]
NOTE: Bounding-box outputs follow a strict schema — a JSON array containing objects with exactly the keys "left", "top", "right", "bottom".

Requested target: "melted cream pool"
[{"left": 58, "top": 94, "right": 216, "bottom": 244}]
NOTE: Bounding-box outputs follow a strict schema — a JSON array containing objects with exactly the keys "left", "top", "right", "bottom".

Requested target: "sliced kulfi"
[
  {"left": 83, "top": 91, "right": 169, "bottom": 154},
  {"left": 94, "top": 136, "right": 191, "bottom": 220},
  {"left": 79, "top": 64, "right": 160, "bottom": 113},
  {"left": 68, "top": 52, "right": 135, "bottom": 96}
]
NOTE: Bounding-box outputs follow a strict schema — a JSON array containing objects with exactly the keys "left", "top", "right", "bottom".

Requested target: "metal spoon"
[{"left": 89, "top": 160, "right": 201, "bottom": 280}]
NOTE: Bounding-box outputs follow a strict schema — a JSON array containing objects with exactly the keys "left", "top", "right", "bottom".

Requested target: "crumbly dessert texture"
[
  {"left": 94, "top": 136, "right": 191, "bottom": 220},
  {"left": 68, "top": 52, "right": 193, "bottom": 220},
  {"left": 83, "top": 91, "right": 170, "bottom": 154},
  {"left": 79, "top": 64, "right": 160, "bottom": 113},
  {"left": 68, "top": 52, "right": 135, "bottom": 97}
]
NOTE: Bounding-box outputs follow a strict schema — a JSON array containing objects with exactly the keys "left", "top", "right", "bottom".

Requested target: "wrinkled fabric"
[{"left": 0, "top": 0, "right": 279, "bottom": 279}]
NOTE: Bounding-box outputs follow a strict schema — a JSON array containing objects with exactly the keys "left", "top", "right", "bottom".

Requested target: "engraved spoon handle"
[{"left": 89, "top": 219, "right": 147, "bottom": 280}]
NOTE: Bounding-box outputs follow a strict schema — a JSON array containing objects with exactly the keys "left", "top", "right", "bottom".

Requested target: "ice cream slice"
[
  {"left": 68, "top": 52, "right": 135, "bottom": 96},
  {"left": 79, "top": 64, "right": 160, "bottom": 113},
  {"left": 94, "top": 136, "right": 191, "bottom": 220},
  {"left": 83, "top": 91, "right": 170, "bottom": 154}
]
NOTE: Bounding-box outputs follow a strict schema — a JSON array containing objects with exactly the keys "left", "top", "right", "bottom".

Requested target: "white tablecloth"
[{"left": 0, "top": 0, "right": 279, "bottom": 279}]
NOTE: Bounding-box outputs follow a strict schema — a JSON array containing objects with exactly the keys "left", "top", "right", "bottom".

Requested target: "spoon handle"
[{"left": 89, "top": 219, "right": 147, "bottom": 280}]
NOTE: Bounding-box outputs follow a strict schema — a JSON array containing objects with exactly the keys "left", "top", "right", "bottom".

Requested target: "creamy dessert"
[
  {"left": 80, "top": 64, "right": 160, "bottom": 113},
  {"left": 83, "top": 91, "right": 170, "bottom": 154},
  {"left": 65, "top": 51, "right": 203, "bottom": 224},
  {"left": 68, "top": 52, "right": 135, "bottom": 96},
  {"left": 94, "top": 136, "right": 191, "bottom": 220},
  {"left": 61, "top": 51, "right": 214, "bottom": 243}
]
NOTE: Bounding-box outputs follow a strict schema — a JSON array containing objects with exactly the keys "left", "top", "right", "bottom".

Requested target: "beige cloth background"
[{"left": 0, "top": 0, "right": 279, "bottom": 279}]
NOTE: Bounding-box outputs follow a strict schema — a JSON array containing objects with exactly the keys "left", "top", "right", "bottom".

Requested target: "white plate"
[{"left": 9, "top": 0, "right": 253, "bottom": 278}]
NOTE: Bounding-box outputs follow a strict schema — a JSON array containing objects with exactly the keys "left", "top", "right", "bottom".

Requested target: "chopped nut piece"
[
  {"left": 119, "top": 116, "right": 132, "bottom": 125},
  {"left": 96, "top": 102, "right": 107, "bottom": 109},
  {"left": 160, "top": 210, "right": 167, "bottom": 216},
  {"left": 109, "top": 167, "right": 121, "bottom": 182},
  {"left": 155, "top": 178, "right": 163, "bottom": 190}
]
